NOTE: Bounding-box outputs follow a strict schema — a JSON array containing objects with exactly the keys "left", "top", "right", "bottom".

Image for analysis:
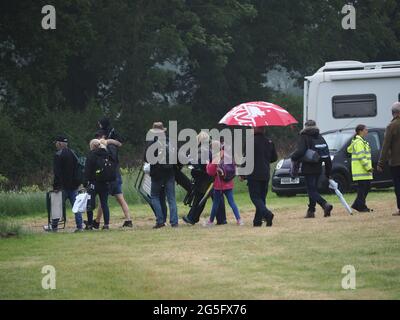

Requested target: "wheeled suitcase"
[{"left": 46, "top": 191, "right": 66, "bottom": 230}]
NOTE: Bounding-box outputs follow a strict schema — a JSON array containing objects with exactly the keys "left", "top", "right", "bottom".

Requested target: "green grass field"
[{"left": 0, "top": 183, "right": 400, "bottom": 300}]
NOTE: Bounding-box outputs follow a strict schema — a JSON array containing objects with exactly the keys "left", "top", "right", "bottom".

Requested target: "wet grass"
[{"left": 0, "top": 189, "right": 399, "bottom": 299}]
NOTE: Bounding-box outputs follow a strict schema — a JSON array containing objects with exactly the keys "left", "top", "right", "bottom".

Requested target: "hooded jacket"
[
  {"left": 291, "top": 126, "right": 332, "bottom": 176},
  {"left": 347, "top": 135, "right": 373, "bottom": 181},
  {"left": 206, "top": 162, "right": 234, "bottom": 191},
  {"left": 84, "top": 147, "right": 113, "bottom": 184}
]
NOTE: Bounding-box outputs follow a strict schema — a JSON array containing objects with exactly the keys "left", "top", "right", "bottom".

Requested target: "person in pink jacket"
[{"left": 204, "top": 142, "right": 243, "bottom": 226}]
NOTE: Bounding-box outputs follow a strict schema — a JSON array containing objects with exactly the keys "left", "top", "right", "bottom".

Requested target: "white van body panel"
[{"left": 304, "top": 61, "right": 400, "bottom": 131}]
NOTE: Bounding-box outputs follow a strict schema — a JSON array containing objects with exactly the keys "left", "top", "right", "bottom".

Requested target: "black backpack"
[
  {"left": 94, "top": 150, "right": 117, "bottom": 182},
  {"left": 71, "top": 149, "right": 86, "bottom": 187}
]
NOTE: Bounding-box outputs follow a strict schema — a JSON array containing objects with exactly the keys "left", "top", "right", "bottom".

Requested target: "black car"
[{"left": 272, "top": 128, "right": 393, "bottom": 196}]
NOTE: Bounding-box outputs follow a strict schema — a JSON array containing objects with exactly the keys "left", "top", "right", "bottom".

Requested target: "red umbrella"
[{"left": 219, "top": 101, "right": 298, "bottom": 127}]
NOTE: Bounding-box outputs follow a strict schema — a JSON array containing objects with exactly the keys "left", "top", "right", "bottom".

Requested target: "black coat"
[
  {"left": 53, "top": 147, "right": 79, "bottom": 190},
  {"left": 291, "top": 126, "right": 332, "bottom": 176},
  {"left": 84, "top": 148, "right": 111, "bottom": 184},
  {"left": 247, "top": 133, "right": 278, "bottom": 181},
  {"left": 144, "top": 139, "right": 175, "bottom": 182}
]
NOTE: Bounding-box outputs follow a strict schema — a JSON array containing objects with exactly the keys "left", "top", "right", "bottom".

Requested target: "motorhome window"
[{"left": 332, "top": 94, "right": 377, "bottom": 118}]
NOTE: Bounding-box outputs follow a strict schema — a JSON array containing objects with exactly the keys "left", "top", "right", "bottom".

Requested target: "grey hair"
[{"left": 392, "top": 102, "right": 400, "bottom": 115}]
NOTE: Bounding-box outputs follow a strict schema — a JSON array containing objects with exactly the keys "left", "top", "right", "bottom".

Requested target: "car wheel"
[{"left": 331, "top": 173, "right": 349, "bottom": 193}]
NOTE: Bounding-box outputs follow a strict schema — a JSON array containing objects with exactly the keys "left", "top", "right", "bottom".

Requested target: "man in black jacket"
[
  {"left": 291, "top": 120, "right": 333, "bottom": 218},
  {"left": 47, "top": 135, "right": 80, "bottom": 231},
  {"left": 145, "top": 122, "right": 178, "bottom": 229},
  {"left": 245, "top": 127, "right": 278, "bottom": 227}
]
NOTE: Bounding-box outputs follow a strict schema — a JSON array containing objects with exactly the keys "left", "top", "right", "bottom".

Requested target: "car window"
[
  {"left": 365, "top": 132, "right": 380, "bottom": 154},
  {"left": 322, "top": 131, "right": 354, "bottom": 152}
]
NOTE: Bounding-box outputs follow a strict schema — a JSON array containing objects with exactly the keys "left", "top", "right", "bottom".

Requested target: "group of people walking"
[
  {"left": 48, "top": 118, "right": 132, "bottom": 232},
  {"left": 290, "top": 102, "right": 400, "bottom": 217},
  {"left": 145, "top": 122, "right": 278, "bottom": 229},
  {"left": 48, "top": 101, "right": 400, "bottom": 232}
]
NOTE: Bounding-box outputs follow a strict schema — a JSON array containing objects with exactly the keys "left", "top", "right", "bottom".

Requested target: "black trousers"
[
  {"left": 186, "top": 188, "right": 227, "bottom": 224},
  {"left": 352, "top": 180, "right": 371, "bottom": 210},
  {"left": 185, "top": 171, "right": 226, "bottom": 224},
  {"left": 304, "top": 174, "right": 327, "bottom": 211},
  {"left": 247, "top": 178, "right": 273, "bottom": 226},
  {"left": 391, "top": 166, "right": 400, "bottom": 210}
]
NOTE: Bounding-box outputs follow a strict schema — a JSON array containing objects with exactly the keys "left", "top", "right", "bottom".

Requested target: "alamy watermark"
[
  {"left": 41, "top": 5, "right": 56, "bottom": 30},
  {"left": 341, "top": 265, "right": 356, "bottom": 290},
  {"left": 342, "top": 4, "right": 356, "bottom": 30},
  {"left": 41, "top": 265, "right": 56, "bottom": 290},
  {"left": 145, "top": 121, "right": 254, "bottom": 176}
]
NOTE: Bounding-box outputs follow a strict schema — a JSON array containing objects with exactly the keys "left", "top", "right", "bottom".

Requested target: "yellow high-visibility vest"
[{"left": 347, "top": 135, "right": 373, "bottom": 181}]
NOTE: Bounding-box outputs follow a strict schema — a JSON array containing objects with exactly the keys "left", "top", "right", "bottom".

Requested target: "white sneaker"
[
  {"left": 237, "top": 219, "right": 244, "bottom": 226},
  {"left": 203, "top": 220, "right": 214, "bottom": 227}
]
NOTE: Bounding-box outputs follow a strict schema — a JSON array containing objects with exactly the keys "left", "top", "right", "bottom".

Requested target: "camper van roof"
[
  {"left": 305, "top": 60, "right": 400, "bottom": 82},
  {"left": 317, "top": 60, "right": 400, "bottom": 73}
]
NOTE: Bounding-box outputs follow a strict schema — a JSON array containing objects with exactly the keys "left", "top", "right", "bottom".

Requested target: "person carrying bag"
[{"left": 291, "top": 120, "right": 333, "bottom": 218}]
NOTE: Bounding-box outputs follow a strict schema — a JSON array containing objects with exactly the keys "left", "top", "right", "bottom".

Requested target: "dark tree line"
[{"left": 1, "top": 0, "right": 400, "bottom": 187}]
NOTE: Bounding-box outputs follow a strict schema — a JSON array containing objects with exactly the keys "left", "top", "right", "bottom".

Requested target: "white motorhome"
[{"left": 304, "top": 60, "right": 400, "bottom": 131}]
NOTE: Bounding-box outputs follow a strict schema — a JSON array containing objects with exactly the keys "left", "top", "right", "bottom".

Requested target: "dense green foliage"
[{"left": 1, "top": 0, "right": 400, "bottom": 187}]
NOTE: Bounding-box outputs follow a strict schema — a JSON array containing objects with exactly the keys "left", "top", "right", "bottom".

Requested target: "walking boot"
[
  {"left": 323, "top": 203, "right": 333, "bottom": 217},
  {"left": 266, "top": 213, "right": 274, "bottom": 227},
  {"left": 305, "top": 209, "right": 315, "bottom": 218}
]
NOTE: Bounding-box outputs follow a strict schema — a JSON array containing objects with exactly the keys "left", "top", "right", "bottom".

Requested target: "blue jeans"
[
  {"left": 304, "top": 175, "right": 327, "bottom": 211},
  {"left": 247, "top": 179, "right": 273, "bottom": 226},
  {"left": 64, "top": 189, "right": 83, "bottom": 229},
  {"left": 209, "top": 189, "right": 240, "bottom": 222},
  {"left": 87, "top": 182, "right": 110, "bottom": 225},
  {"left": 151, "top": 176, "right": 178, "bottom": 226}
]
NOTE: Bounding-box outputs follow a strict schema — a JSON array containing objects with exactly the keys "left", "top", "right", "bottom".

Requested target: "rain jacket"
[
  {"left": 347, "top": 135, "right": 373, "bottom": 181},
  {"left": 206, "top": 163, "right": 234, "bottom": 190}
]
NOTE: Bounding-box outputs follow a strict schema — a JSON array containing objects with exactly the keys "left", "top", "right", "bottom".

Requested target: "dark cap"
[
  {"left": 94, "top": 130, "right": 107, "bottom": 139},
  {"left": 54, "top": 135, "right": 68, "bottom": 143}
]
